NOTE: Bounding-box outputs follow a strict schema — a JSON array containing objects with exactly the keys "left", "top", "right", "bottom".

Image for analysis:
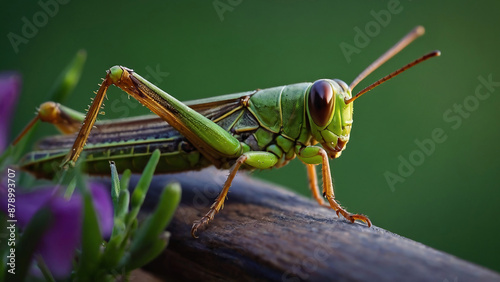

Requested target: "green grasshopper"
[{"left": 17, "top": 26, "right": 439, "bottom": 237}]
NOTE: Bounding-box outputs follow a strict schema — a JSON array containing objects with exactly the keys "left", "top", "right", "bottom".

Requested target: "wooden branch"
[{"left": 126, "top": 167, "right": 499, "bottom": 281}]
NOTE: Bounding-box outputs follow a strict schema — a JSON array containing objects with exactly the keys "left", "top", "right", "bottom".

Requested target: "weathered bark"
[{"left": 130, "top": 167, "right": 499, "bottom": 281}]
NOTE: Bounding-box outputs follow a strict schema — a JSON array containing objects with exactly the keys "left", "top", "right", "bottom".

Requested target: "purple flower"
[
  {"left": 89, "top": 182, "right": 114, "bottom": 238},
  {"left": 0, "top": 72, "right": 21, "bottom": 152},
  {"left": 28, "top": 188, "right": 83, "bottom": 278},
  {"left": 0, "top": 183, "right": 113, "bottom": 278},
  {"left": 0, "top": 70, "right": 113, "bottom": 278}
]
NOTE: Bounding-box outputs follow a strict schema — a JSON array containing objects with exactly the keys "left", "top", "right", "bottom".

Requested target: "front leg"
[
  {"left": 305, "top": 163, "right": 327, "bottom": 206},
  {"left": 297, "top": 145, "right": 371, "bottom": 227}
]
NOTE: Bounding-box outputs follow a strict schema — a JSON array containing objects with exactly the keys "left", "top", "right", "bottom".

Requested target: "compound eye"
[
  {"left": 308, "top": 80, "right": 335, "bottom": 127},
  {"left": 334, "top": 79, "right": 349, "bottom": 93}
]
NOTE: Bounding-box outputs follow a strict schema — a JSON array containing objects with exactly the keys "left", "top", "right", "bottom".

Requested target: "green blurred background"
[{"left": 2, "top": 0, "right": 499, "bottom": 273}]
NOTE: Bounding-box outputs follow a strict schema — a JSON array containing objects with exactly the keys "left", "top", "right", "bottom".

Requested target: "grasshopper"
[{"left": 17, "top": 26, "right": 439, "bottom": 237}]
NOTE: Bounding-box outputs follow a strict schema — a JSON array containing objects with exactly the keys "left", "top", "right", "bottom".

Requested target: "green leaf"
[
  {"left": 123, "top": 234, "right": 169, "bottom": 271},
  {"left": 120, "top": 169, "right": 132, "bottom": 193},
  {"left": 125, "top": 182, "right": 180, "bottom": 270},
  {"left": 14, "top": 207, "right": 52, "bottom": 281},
  {"left": 115, "top": 190, "right": 130, "bottom": 226},
  {"left": 109, "top": 161, "right": 120, "bottom": 215},
  {"left": 129, "top": 182, "right": 180, "bottom": 250},
  {"left": 126, "top": 149, "right": 161, "bottom": 226},
  {"left": 0, "top": 121, "right": 38, "bottom": 168},
  {"left": 101, "top": 233, "right": 126, "bottom": 270},
  {"left": 49, "top": 49, "right": 87, "bottom": 103},
  {"left": 77, "top": 187, "right": 103, "bottom": 278},
  {"left": 115, "top": 169, "right": 131, "bottom": 232},
  {"left": 64, "top": 177, "right": 77, "bottom": 199},
  {"left": 35, "top": 255, "right": 55, "bottom": 282}
]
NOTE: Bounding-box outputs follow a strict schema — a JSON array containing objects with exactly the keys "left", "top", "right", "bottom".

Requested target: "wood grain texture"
[{"left": 125, "top": 167, "right": 500, "bottom": 282}]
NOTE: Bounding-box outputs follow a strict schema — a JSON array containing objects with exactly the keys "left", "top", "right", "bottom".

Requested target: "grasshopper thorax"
[{"left": 306, "top": 79, "right": 353, "bottom": 159}]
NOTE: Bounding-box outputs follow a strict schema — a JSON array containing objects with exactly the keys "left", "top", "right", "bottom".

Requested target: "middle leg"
[{"left": 191, "top": 151, "right": 279, "bottom": 237}]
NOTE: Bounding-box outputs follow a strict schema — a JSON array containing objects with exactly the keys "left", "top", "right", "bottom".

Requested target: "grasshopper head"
[
  {"left": 305, "top": 27, "right": 441, "bottom": 159},
  {"left": 306, "top": 79, "right": 353, "bottom": 159}
]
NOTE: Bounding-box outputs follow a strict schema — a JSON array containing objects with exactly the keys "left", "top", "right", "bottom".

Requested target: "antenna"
[
  {"left": 350, "top": 26, "right": 425, "bottom": 90},
  {"left": 344, "top": 26, "right": 440, "bottom": 104},
  {"left": 345, "top": 50, "right": 440, "bottom": 104}
]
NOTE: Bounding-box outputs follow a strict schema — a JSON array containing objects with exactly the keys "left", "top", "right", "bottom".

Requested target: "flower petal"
[
  {"left": 38, "top": 195, "right": 83, "bottom": 278},
  {"left": 89, "top": 182, "right": 113, "bottom": 238},
  {"left": 0, "top": 179, "right": 113, "bottom": 279},
  {"left": 0, "top": 72, "right": 21, "bottom": 152},
  {"left": 0, "top": 186, "right": 55, "bottom": 226}
]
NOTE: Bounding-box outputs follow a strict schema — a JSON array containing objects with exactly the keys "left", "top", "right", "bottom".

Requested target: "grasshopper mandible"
[{"left": 17, "top": 26, "right": 439, "bottom": 237}]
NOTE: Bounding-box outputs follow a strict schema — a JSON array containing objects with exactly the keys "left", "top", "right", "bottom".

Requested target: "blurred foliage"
[{"left": 0, "top": 55, "right": 180, "bottom": 280}]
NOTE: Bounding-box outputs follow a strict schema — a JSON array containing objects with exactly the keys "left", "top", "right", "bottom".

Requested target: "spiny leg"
[
  {"left": 61, "top": 66, "right": 245, "bottom": 169},
  {"left": 191, "top": 151, "right": 279, "bottom": 238},
  {"left": 62, "top": 75, "right": 112, "bottom": 166},
  {"left": 317, "top": 148, "right": 371, "bottom": 226}
]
